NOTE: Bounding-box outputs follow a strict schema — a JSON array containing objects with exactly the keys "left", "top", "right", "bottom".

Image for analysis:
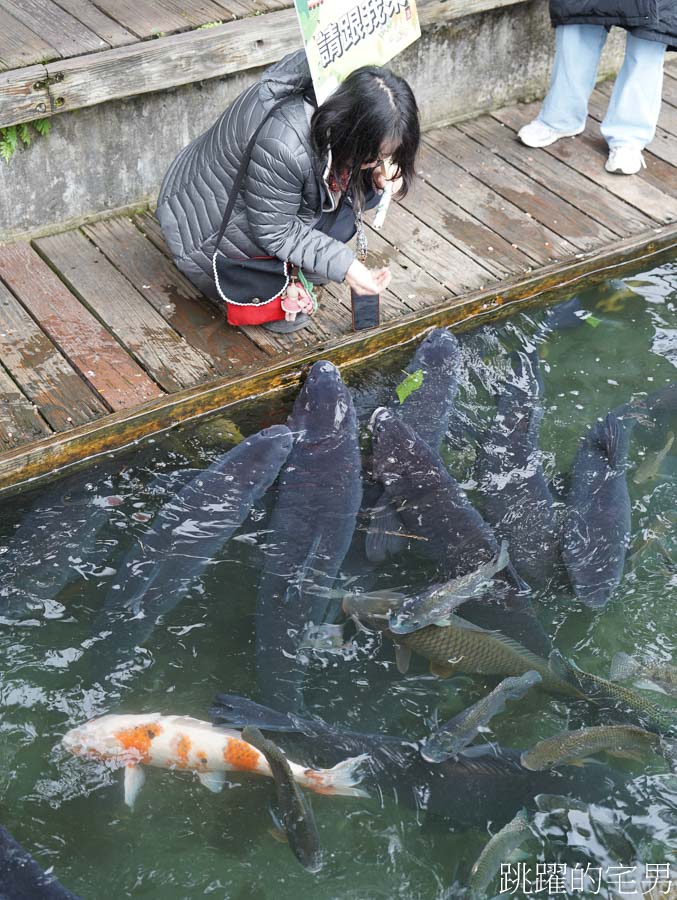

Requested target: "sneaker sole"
[{"left": 518, "top": 127, "right": 584, "bottom": 149}]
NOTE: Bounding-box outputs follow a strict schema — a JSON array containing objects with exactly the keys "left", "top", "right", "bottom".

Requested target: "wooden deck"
[{"left": 1, "top": 66, "right": 677, "bottom": 490}]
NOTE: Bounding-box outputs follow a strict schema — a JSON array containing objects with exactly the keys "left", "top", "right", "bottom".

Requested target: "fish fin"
[
  {"left": 365, "top": 495, "right": 408, "bottom": 564},
  {"left": 430, "top": 662, "right": 457, "bottom": 678},
  {"left": 307, "top": 754, "right": 370, "bottom": 798},
  {"left": 209, "top": 694, "right": 307, "bottom": 733},
  {"left": 198, "top": 771, "right": 226, "bottom": 793},
  {"left": 124, "top": 763, "right": 145, "bottom": 809},
  {"left": 269, "top": 827, "right": 288, "bottom": 845},
  {"left": 495, "top": 540, "right": 510, "bottom": 573},
  {"left": 609, "top": 652, "right": 639, "bottom": 683},
  {"left": 395, "top": 644, "right": 412, "bottom": 674},
  {"left": 598, "top": 412, "right": 625, "bottom": 469}
]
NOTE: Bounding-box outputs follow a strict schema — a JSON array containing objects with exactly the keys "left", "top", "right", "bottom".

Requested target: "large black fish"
[
  {"left": 475, "top": 350, "right": 560, "bottom": 588},
  {"left": 210, "top": 694, "right": 626, "bottom": 828},
  {"left": 561, "top": 411, "right": 633, "bottom": 608},
  {"left": 0, "top": 473, "right": 119, "bottom": 621},
  {"left": 366, "top": 328, "right": 462, "bottom": 563},
  {"left": 0, "top": 824, "right": 80, "bottom": 899},
  {"left": 372, "top": 412, "right": 498, "bottom": 577},
  {"left": 255, "top": 361, "right": 362, "bottom": 711},
  {"left": 371, "top": 412, "right": 551, "bottom": 655},
  {"left": 87, "top": 425, "right": 293, "bottom": 682}
]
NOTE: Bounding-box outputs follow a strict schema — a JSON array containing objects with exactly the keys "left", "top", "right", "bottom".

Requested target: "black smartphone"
[{"left": 351, "top": 290, "right": 380, "bottom": 331}]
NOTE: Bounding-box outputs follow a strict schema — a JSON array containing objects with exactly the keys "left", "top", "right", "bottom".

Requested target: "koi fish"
[{"left": 62, "top": 714, "right": 369, "bottom": 808}]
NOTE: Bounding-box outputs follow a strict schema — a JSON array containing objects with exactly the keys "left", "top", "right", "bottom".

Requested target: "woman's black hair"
[{"left": 310, "top": 66, "right": 420, "bottom": 209}]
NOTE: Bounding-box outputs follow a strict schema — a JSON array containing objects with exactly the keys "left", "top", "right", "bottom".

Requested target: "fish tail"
[
  {"left": 302, "top": 753, "right": 370, "bottom": 798},
  {"left": 609, "top": 652, "right": 639, "bottom": 682}
]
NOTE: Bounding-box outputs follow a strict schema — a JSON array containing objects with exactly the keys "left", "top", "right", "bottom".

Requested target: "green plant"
[
  {"left": 197, "top": 20, "right": 223, "bottom": 28},
  {"left": 0, "top": 118, "right": 51, "bottom": 163}
]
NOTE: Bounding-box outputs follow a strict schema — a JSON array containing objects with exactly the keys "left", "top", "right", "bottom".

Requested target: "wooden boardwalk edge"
[{"left": 1, "top": 223, "right": 676, "bottom": 496}]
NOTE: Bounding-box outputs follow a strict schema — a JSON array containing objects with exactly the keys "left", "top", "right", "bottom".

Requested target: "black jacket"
[{"left": 549, "top": 0, "right": 676, "bottom": 50}]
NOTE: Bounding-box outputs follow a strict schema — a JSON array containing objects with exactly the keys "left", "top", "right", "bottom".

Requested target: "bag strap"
[{"left": 214, "top": 91, "right": 315, "bottom": 254}]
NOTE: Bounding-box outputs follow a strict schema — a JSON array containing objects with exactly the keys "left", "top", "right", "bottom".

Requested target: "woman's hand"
[{"left": 345, "top": 259, "right": 391, "bottom": 295}]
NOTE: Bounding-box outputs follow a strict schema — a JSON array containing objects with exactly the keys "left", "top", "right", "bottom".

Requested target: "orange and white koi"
[{"left": 62, "top": 713, "right": 369, "bottom": 808}]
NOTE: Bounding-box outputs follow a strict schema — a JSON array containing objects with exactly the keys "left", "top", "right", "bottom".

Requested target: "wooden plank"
[
  {"left": 457, "top": 114, "right": 654, "bottom": 237},
  {"left": 492, "top": 102, "right": 677, "bottom": 222},
  {"left": 400, "top": 177, "right": 535, "bottom": 278},
  {"left": 1, "top": 0, "right": 107, "bottom": 57},
  {"left": 661, "top": 73, "right": 677, "bottom": 109},
  {"left": 92, "top": 0, "right": 239, "bottom": 38},
  {"left": 588, "top": 86, "right": 677, "bottom": 169},
  {"left": 34, "top": 230, "right": 213, "bottom": 392},
  {"left": 363, "top": 223, "right": 449, "bottom": 310},
  {"left": 51, "top": 0, "right": 137, "bottom": 48},
  {"left": 3, "top": 222, "right": 676, "bottom": 495},
  {"left": 0, "top": 64, "right": 50, "bottom": 128},
  {"left": 0, "top": 7, "right": 60, "bottom": 70},
  {"left": 84, "top": 217, "right": 267, "bottom": 373},
  {"left": 0, "top": 363, "right": 51, "bottom": 449},
  {"left": 426, "top": 125, "right": 616, "bottom": 252},
  {"left": 375, "top": 201, "right": 495, "bottom": 293},
  {"left": 43, "top": 9, "right": 301, "bottom": 122},
  {"left": 0, "top": 241, "right": 162, "bottom": 411},
  {"left": 135, "top": 209, "right": 344, "bottom": 356},
  {"left": 417, "top": 141, "right": 577, "bottom": 263},
  {"left": 0, "top": 279, "right": 105, "bottom": 429}
]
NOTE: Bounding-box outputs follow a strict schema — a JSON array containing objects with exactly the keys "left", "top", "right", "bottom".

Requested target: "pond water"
[{"left": 0, "top": 262, "right": 676, "bottom": 900}]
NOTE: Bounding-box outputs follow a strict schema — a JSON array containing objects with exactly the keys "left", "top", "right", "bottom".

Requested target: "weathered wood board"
[
  {"left": 2, "top": 224, "right": 676, "bottom": 494},
  {"left": 0, "top": 241, "right": 162, "bottom": 411}
]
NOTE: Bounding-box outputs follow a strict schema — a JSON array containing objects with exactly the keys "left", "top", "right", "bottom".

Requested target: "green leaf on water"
[
  {"left": 584, "top": 314, "right": 602, "bottom": 328},
  {"left": 396, "top": 368, "right": 424, "bottom": 404}
]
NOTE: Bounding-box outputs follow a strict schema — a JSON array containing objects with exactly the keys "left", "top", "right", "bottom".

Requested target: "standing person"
[
  {"left": 518, "top": 2, "right": 673, "bottom": 175},
  {"left": 157, "top": 50, "right": 419, "bottom": 333}
]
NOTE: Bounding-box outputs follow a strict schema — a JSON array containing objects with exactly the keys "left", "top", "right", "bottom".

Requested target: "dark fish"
[
  {"left": 538, "top": 295, "right": 587, "bottom": 333},
  {"left": 256, "top": 361, "right": 362, "bottom": 710},
  {"left": 366, "top": 328, "right": 462, "bottom": 563},
  {"left": 372, "top": 412, "right": 499, "bottom": 577},
  {"left": 87, "top": 425, "right": 293, "bottom": 682},
  {"left": 241, "top": 726, "right": 322, "bottom": 873},
  {"left": 419, "top": 671, "right": 542, "bottom": 761},
  {"left": 0, "top": 473, "right": 118, "bottom": 621},
  {"left": 561, "top": 411, "right": 633, "bottom": 607},
  {"left": 0, "top": 824, "right": 80, "bottom": 899},
  {"left": 549, "top": 651, "right": 677, "bottom": 736},
  {"left": 210, "top": 694, "right": 627, "bottom": 828},
  {"left": 475, "top": 351, "right": 560, "bottom": 588}
]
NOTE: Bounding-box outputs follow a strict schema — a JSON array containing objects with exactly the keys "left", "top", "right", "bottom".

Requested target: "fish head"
[
  {"left": 412, "top": 328, "right": 461, "bottom": 376},
  {"left": 239, "top": 425, "right": 294, "bottom": 477},
  {"left": 520, "top": 742, "right": 562, "bottom": 771},
  {"left": 342, "top": 590, "right": 397, "bottom": 630},
  {"left": 62, "top": 713, "right": 164, "bottom": 763},
  {"left": 288, "top": 361, "right": 355, "bottom": 441}
]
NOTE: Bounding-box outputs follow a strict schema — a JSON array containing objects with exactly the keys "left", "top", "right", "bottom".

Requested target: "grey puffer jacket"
[
  {"left": 156, "top": 51, "right": 355, "bottom": 303},
  {"left": 549, "top": 0, "right": 676, "bottom": 49}
]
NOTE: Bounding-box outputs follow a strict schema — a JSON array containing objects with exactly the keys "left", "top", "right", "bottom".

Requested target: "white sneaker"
[
  {"left": 518, "top": 119, "right": 584, "bottom": 148},
  {"left": 605, "top": 146, "right": 646, "bottom": 175}
]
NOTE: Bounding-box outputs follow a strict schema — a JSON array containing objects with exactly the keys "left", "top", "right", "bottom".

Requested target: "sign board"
[{"left": 294, "top": 0, "right": 421, "bottom": 105}]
